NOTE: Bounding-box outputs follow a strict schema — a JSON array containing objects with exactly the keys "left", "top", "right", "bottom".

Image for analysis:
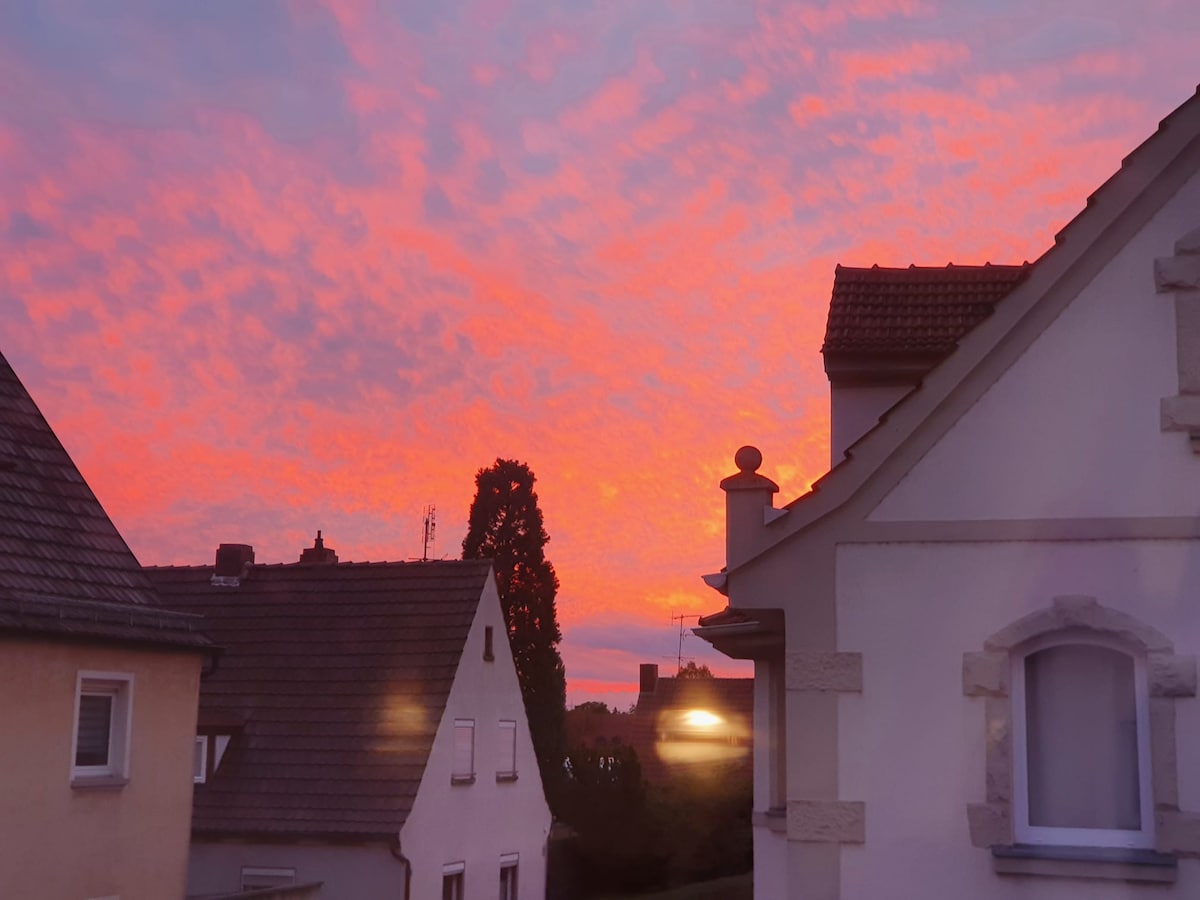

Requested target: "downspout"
[{"left": 389, "top": 834, "right": 411, "bottom": 900}]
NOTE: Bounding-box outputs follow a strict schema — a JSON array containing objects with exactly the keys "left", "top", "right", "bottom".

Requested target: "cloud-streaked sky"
[{"left": 3, "top": 1, "right": 1198, "bottom": 706}]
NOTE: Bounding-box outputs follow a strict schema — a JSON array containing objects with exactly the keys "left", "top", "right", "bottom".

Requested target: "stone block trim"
[
  {"left": 982, "top": 595, "right": 1173, "bottom": 653},
  {"left": 962, "top": 651, "right": 1008, "bottom": 697},
  {"left": 785, "top": 651, "right": 862, "bottom": 692},
  {"left": 967, "top": 595, "right": 1197, "bottom": 859},
  {"left": 1149, "top": 652, "right": 1198, "bottom": 697},
  {"left": 968, "top": 802, "right": 1011, "bottom": 848},
  {"left": 1155, "top": 223, "right": 1200, "bottom": 451},
  {"left": 787, "top": 800, "right": 865, "bottom": 843},
  {"left": 1157, "top": 811, "right": 1200, "bottom": 857}
]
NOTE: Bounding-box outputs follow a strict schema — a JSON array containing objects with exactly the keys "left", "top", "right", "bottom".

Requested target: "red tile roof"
[
  {"left": 822, "top": 263, "right": 1030, "bottom": 360},
  {"left": 147, "top": 558, "right": 493, "bottom": 840},
  {"left": 0, "top": 351, "right": 209, "bottom": 649}
]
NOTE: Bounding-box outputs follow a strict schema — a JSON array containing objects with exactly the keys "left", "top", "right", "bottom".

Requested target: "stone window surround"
[{"left": 963, "top": 595, "right": 1199, "bottom": 882}]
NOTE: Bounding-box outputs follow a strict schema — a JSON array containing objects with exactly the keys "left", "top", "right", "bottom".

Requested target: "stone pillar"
[{"left": 720, "top": 446, "right": 779, "bottom": 571}]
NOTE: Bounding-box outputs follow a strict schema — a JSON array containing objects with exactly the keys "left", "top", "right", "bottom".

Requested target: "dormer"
[{"left": 822, "top": 263, "right": 1029, "bottom": 464}]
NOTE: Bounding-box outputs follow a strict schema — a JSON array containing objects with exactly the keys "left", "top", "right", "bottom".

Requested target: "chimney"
[
  {"left": 299, "top": 530, "right": 339, "bottom": 564},
  {"left": 212, "top": 543, "right": 254, "bottom": 587},
  {"left": 639, "top": 663, "right": 659, "bottom": 694}
]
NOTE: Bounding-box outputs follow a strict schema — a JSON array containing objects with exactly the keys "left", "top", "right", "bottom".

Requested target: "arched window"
[{"left": 1012, "top": 635, "right": 1152, "bottom": 848}]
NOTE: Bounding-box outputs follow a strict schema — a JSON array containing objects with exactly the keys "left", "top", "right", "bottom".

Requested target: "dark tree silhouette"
[
  {"left": 462, "top": 459, "right": 567, "bottom": 800},
  {"left": 676, "top": 661, "right": 714, "bottom": 679}
]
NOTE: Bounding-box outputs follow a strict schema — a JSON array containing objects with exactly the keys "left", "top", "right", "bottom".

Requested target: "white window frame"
[
  {"left": 241, "top": 866, "right": 296, "bottom": 890},
  {"left": 497, "top": 719, "right": 517, "bottom": 780},
  {"left": 1011, "top": 634, "right": 1153, "bottom": 849},
  {"left": 71, "top": 671, "right": 134, "bottom": 784},
  {"left": 499, "top": 853, "right": 519, "bottom": 900},
  {"left": 452, "top": 719, "right": 475, "bottom": 783},
  {"left": 442, "top": 861, "right": 465, "bottom": 900},
  {"left": 193, "top": 735, "right": 208, "bottom": 784}
]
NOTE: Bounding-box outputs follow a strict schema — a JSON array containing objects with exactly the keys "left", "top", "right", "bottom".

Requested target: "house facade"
[
  {"left": 696, "top": 88, "right": 1200, "bottom": 897},
  {"left": 148, "top": 540, "right": 550, "bottom": 900},
  {"left": 0, "top": 351, "right": 211, "bottom": 900}
]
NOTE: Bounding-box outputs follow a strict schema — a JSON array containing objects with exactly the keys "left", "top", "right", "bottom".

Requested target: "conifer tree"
[{"left": 462, "top": 459, "right": 567, "bottom": 799}]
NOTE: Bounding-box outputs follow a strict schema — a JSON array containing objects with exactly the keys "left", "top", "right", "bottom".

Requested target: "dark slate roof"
[
  {"left": 0, "top": 351, "right": 209, "bottom": 649},
  {"left": 822, "top": 264, "right": 1030, "bottom": 372},
  {"left": 146, "top": 558, "right": 493, "bottom": 840}
]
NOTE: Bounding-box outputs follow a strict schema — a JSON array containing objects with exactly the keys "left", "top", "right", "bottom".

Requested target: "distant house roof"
[
  {"left": 0, "top": 351, "right": 209, "bottom": 650},
  {"left": 146, "top": 557, "right": 494, "bottom": 841},
  {"left": 822, "top": 263, "right": 1030, "bottom": 386}
]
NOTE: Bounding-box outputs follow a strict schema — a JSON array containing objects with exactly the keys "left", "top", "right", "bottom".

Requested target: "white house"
[
  {"left": 149, "top": 537, "right": 550, "bottom": 900},
  {"left": 696, "top": 86, "right": 1200, "bottom": 898}
]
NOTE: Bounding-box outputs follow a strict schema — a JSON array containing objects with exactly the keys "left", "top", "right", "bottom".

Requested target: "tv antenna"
[
  {"left": 421, "top": 505, "right": 437, "bottom": 561},
  {"left": 670, "top": 612, "right": 701, "bottom": 674}
]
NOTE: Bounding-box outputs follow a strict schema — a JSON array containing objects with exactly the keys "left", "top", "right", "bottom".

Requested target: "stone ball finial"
[{"left": 734, "top": 445, "right": 762, "bottom": 473}]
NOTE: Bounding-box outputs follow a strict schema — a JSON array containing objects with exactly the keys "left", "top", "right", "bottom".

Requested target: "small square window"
[
  {"left": 453, "top": 719, "right": 475, "bottom": 784},
  {"left": 72, "top": 673, "right": 133, "bottom": 785},
  {"left": 497, "top": 720, "right": 517, "bottom": 781},
  {"left": 193, "top": 736, "right": 208, "bottom": 784}
]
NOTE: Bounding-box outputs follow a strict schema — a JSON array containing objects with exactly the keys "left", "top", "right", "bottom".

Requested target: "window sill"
[
  {"left": 71, "top": 774, "right": 129, "bottom": 791},
  {"left": 496, "top": 772, "right": 518, "bottom": 783},
  {"left": 450, "top": 774, "right": 476, "bottom": 786},
  {"left": 992, "top": 845, "right": 1177, "bottom": 883}
]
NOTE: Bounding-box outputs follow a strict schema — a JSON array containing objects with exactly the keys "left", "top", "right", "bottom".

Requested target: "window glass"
[
  {"left": 498, "top": 720, "right": 516, "bottom": 777},
  {"left": 442, "top": 871, "right": 464, "bottom": 900},
  {"left": 75, "top": 693, "right": 114, "bottom": 767},
  {"left": 1025, "top": 644, "right": 1140, "bottom": 830},
  {"left": 453, "top": 720, "right": 475, "bottom": 779},
  {"left": 499, "top": 859, "right": 518, "bottom": 900}
]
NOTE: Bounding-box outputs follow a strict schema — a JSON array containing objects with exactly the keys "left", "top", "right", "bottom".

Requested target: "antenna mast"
[
  {"left": 670, "top": 612, "right": 701, "bottom": 674},
  {"left": 421, "top": 505, "right": 437, "bottom": 561}
]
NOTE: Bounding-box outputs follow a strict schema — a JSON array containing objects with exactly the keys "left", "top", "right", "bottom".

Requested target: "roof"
[
  {"left": 724, "top": 84, "right": 1200, "bottom": 570},
  {"left": 821, "top": 263, "right": 1030, "bottom": 385},
  {"left": 0, "top": 351, "right": 209, "bottom": 650},
  {"left": 146, "top": 558, "right": 494, "bottom": 841}
]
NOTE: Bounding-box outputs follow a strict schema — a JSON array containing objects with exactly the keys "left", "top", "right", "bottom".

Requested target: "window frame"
[
  {"left": 240, "top": 866, "right": 296, "bottom": 890},
  {"left": 452, "top": 719, "right": 475, "bottom": 784},
  {"left": 442, "top": 862, "right": 465, "bottom": 900},
  {"left": 499, "top": 853, "right": 518, "bottom": 900},
  {"left": 496, "top": 719, "right": 517, "bottom": 781},
  {"left": 1010, "top": 633, "right": 1153, "bottom": 850},
  {"left": 70, "top": 671, "right": 134, "bottom": 785},
  {"left": 193, "top": 735, "right": 209, "bottom": 784}
]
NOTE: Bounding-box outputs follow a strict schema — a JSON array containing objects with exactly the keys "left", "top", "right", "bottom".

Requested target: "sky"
[{"left": 2, "top": 0, "right": 1199, "bottom": 708}]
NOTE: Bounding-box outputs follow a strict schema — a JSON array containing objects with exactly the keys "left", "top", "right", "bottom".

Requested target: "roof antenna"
[
  {"left": 421, "top": 505, "right": 436, "bottom": 561},
  {"left": 670, "top": 612, "right": 701, "bottom": 674}
]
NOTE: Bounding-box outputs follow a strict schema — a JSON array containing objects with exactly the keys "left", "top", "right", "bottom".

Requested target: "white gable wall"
[
  {"left": 871, "top": 169, "right": 1200, "bottom": 523},
  {"left": 400, "top": 572, "right": 551, "bottom": 900},
  {"left": 837, "top": 539, "right": 1200, "bottom": 898}
]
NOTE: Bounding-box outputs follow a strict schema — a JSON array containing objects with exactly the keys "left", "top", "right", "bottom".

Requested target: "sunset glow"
[{"left": 3, "top": 1, "right": 1198, "bottom": 705}]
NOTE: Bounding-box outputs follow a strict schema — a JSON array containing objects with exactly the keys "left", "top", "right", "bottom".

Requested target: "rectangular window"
[
  {"left": 499, "top": 853, "right": 518, "bottom": 900},
  {"left": 453, "top": 719, "right": 475, "bottom": 783},
  {"left": 193, "top": 736, "right": 208, "bottom": 784},
  {"left": 442, "top": 862, "right": 465, "bottom": 900},
  {"left": 484, "top": 625, "right": 495, "bottom": 661},
  {"left": 241, "top": 867, "right": 295, "bottom": 890},
  {"left": 72, "top": 673, "right": 133, "bottom": 784},
  {"left": 497, "top": 720, "right": 517, "bottom": 781},
  {"left": 1012, "top": 638, "right": 1152, "bottom": 848}
]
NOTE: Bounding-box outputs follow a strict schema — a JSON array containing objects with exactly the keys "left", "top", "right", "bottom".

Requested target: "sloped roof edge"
[{"left": 729, "top": 84, "right": 1200, "bottom": 572}]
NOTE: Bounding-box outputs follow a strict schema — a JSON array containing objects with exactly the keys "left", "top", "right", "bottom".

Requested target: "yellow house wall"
[{"left": 0, "top": 636, "right": 202, "bottom": 900}]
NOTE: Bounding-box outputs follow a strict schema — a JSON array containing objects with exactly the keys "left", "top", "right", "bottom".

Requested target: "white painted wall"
[
  {"left": 830, "top": 384, "right": 912, "bottom": 466},
  {"left": 836, "top": 540, "right": 1200, "bottom": 899},
  {"left": 400, "top": 571, "right": 551, "bottom": 900},
  {"left": 871, "top": 171, "right": 1200, "bottom": 522}
]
